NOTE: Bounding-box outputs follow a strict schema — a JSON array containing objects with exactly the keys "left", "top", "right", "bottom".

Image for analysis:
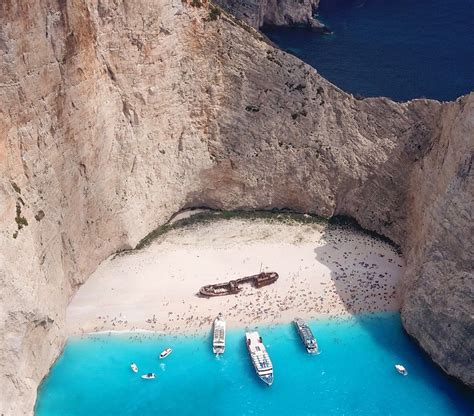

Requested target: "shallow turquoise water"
[{"left": 36, "top": 313, "right": 473, "bottom": 415}]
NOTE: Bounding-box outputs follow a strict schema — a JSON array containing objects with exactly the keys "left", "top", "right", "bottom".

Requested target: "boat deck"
[
  {"left": 213, "top": 316, "right": 226, "bottom": 352},
  {"left": 294, "top": 318, "right": 318, "bottom": 353},
  {"left": 246, "top": 332, "right": 273, "bottom": 374}
]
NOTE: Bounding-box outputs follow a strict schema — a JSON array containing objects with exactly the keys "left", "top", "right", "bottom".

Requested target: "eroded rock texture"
[
  {"left": 213, "top": 0, "right": 325, "bottom": 30},
  {"left": 402, "top": 97, "right": 474, "bottom": 386},
  {"left": 0, "top": 0, "right": 472, "bottom": 414}
]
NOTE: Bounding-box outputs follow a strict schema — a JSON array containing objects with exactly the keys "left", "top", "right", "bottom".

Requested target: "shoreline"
[
  {"left": 67, "top": 217, "right": 403, "bottom": 338},
  {"left": 71, "top": 310, "right": 401, "bottom": 339}
]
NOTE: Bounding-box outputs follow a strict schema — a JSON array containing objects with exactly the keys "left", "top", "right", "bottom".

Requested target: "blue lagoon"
[{"left": 35, "top": 313, "right": 473, "bottom": 416}]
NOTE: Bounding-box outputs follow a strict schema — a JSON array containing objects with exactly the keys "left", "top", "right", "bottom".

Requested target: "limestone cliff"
[
  {"left": 213, "top": 0, "right": 327, "bottom": 30},
  {"left": 0, "top": 0, "right": 472, "bottom": 414},
  {"left": 401, "top": 97, "right": 474, "bottom": 386}
]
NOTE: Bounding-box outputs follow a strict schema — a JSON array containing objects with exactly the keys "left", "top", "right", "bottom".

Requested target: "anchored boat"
[
  {"left": 395, "top": 364, "right": 408, "bottom": 376},
  {"left": 141, "top": 373, "right": 156, "bottom": 380},
  {"left": 159, "top": 348, "right": 172, "bottom": 359},
  {"left": 199, "top": 272, "right": 279, "bottom": 297},
  {"left": 294, "top": 318, "right": 319, "bottom": 354},
  {"left": 245, "top": 331, "right": 274, "bottom": 386},
  {"left": 130, "top": 362, "right": 139, "bottom": 373},
  {"left": 213, "top": 313, "right": 226, "bottom": 355}
]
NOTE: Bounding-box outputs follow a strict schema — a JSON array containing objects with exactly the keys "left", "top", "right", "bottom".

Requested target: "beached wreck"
[{"left": 199, "top": 272, "right": 279, "bottom": 297}]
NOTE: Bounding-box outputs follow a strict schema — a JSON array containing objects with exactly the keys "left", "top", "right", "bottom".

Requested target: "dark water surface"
[{"left": 263, "top": 0, "right": 474, "bottom": 101}]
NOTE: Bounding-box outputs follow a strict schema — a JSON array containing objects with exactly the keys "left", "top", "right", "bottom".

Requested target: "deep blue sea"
[
  {"left": 263, "top": 0, "right": 474, "bottom": 101},
  {"left": 35, "top": 313, "right": 473, "bottom": 416}
]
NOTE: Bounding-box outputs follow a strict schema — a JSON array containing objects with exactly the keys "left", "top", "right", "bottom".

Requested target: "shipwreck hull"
[{"left": 199, "top": 272, "right": 279, "bottom": 297}]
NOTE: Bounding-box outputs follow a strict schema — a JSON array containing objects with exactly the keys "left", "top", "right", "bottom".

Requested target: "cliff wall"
[
  {"left": 213, "top": 0, "right": 325, "bottom": 30},
  {"left": 401, "top": 97, "right": 473, "bottom": 386},
  {"left": 0, "top": 1, "right": 472, "bottom": 414}
]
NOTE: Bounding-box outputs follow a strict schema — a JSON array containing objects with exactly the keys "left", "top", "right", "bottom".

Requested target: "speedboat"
[
  {"left": 141, "top": 372, "right": 156, "bottom": 380},
  {"left": 213, "top": 313, "right": 226, "bottom": 355},
  {"left": 395, "top": 364, "right": 408, "bottom": 376},
  {"left": 160, "top": 348, "right": 173, "bottom": 359},
  {"left": 130, "top": 362, "right": 139, "bottom": 373}
]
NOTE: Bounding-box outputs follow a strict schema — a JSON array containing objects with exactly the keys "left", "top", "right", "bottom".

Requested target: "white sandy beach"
[{"left": 66, "top": 215, "right": 404, "bottom": 335}]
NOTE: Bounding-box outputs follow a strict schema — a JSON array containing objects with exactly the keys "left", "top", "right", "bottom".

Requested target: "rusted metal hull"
[{"left": 199, "top": 272, "right": 279, "bottom": 297}]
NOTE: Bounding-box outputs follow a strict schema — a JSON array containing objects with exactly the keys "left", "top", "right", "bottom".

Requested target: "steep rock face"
[
  {"left": 213, "top": 0, "right": 325, "bottom": 30},
  {"left": 401, "top": 95, "right": 474, "bottom": 386},
  {"left": 0, "top": 1, "right": 471, "bottom": 414}
]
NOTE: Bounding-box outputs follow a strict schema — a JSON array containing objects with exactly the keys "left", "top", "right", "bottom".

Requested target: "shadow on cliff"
[{"left": 312, "top": 216, "right": 474, "bottom": 404}]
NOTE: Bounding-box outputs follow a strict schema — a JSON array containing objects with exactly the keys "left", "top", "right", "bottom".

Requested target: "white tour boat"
[
  {"left": 130, "top": 362, "right": 139, "bottom": 373},
  {"left": 213, "top": 313, "right": 226, "bottom": 355},
  {"left": 141, "top": 372, "right": 156, "bottom": 380},
  {"left": 294, "top": 318, "right": 319, "bottom": 354},
  {"left": 245, "top": 331, "right": 274, "bottom": 386}
]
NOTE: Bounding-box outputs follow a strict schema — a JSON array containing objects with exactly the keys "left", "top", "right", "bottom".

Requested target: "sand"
[{"left": 66, "top": 216, "right": 404, "bottom": 335}]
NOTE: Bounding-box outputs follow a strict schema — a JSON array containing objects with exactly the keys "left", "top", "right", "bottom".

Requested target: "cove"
[
  {"left": 263, "top": 0, "right": 474, "bottom": 101},
  {"left": 35, "top": 313, "right": 473, "bottom": 415}
]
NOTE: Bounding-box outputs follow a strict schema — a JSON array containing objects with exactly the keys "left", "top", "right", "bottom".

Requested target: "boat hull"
[
  {"left": 395, "top": 365, "right": 408, "bottom": 376},
  {"left": 245, "top": 331, "right": 274, "bottom": 386},
  {"left": 294, "top": 318, "right": 318, "bottom": 354},
  {"left": 160, "top": 348, "right": 172, "bottom": 359},
  {"left": 212, "top": 314, "right": 226, "bottom": 355},
  {"left": 199, "top": 272, "right": 279, "bottom": 297},
  {"left": 258, "top": 373, "right": 274, "bottom": 386}
]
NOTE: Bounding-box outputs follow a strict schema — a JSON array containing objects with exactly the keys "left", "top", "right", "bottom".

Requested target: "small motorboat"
[
  {"left": 159, "top": 348, "right": 173, "bottom": 359},
  {"left": 130, "top": 363, "right": 139, "bottom": 373},
  {"left": 395, "top": 364, "right": 408, "bottom": 376},
  {"left": 141, "top": 372, "right": 156, "bottom": 380}
]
